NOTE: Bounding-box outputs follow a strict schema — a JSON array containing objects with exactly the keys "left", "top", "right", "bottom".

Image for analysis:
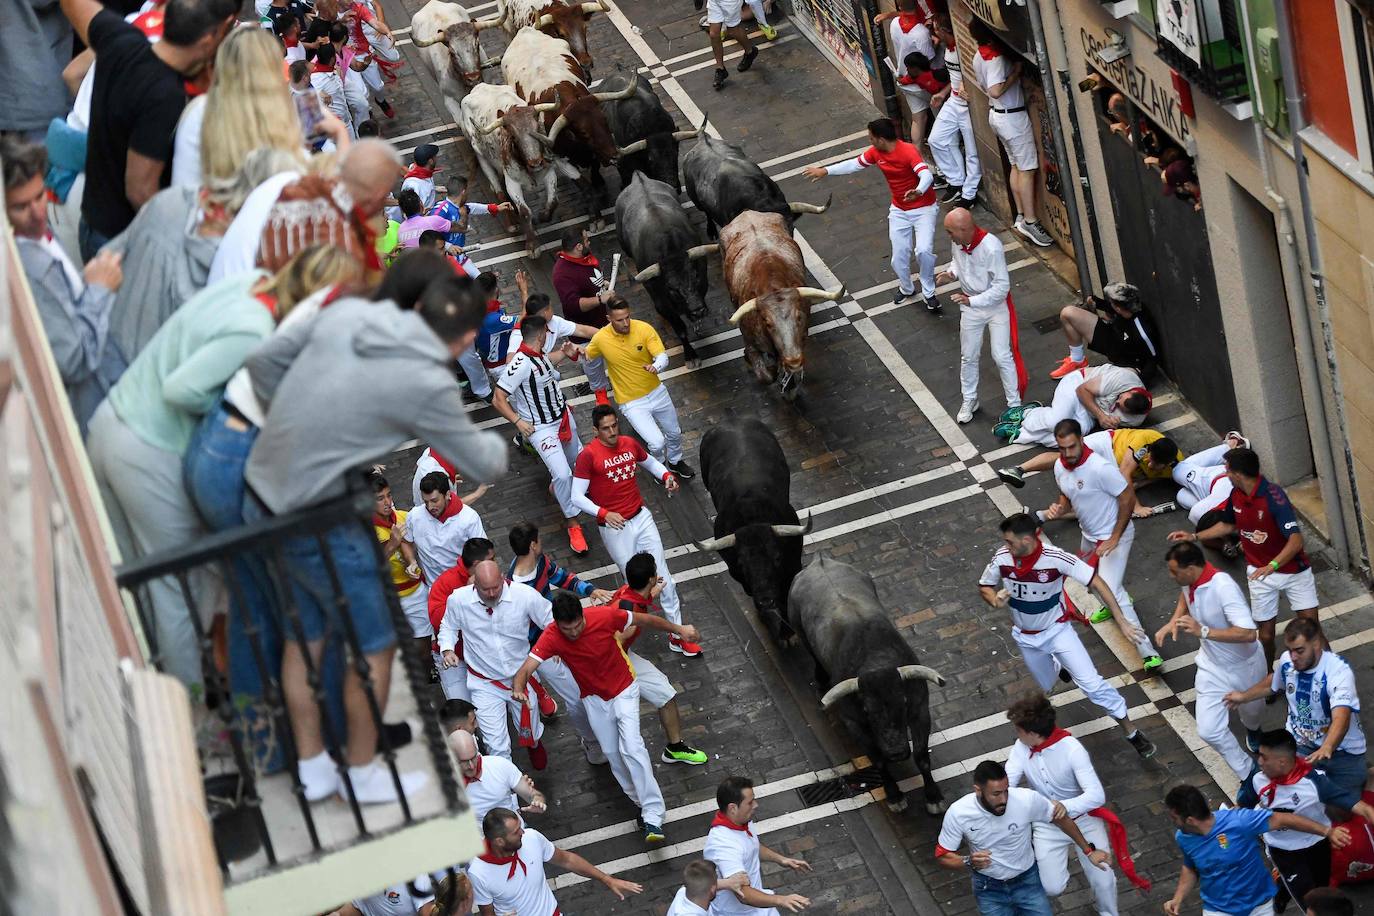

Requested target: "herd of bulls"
[{"left": 413, "top": 0, "right": 946, "bottom": 816}]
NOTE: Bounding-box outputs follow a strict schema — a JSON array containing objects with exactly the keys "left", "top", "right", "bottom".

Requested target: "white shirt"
[
  {"left": 1083, "top": 364, "right": 1149, "bottom": 426},
  {"left": 704, "top": 821, "right": 773, "bottom": 916},
  {"left": 171, "top": 94, "right": 207, "bottom": 189},
  {"left": 543, "top": 314, "right": 579, "bottom": 351},
  {"left": 498, "top": 347, "right": 567, "bottom": 427},
  {"left": 1053, "top": 449, "right": 1129, "bottom": 543},
  {"left": 438, "top": 582, "right": 553, "bottom": 681},
  {"left": 937, "top": 787, "right": 1057, "bottom": 880},
  {"left": 972, "top": 49, "right": 1025, "bottom": 110},
  {"left": 1183, "top": 567, "right": 1263, "bottom": 677},
  {"left": 945, "top": 230, "right": 1010, "bottom": 311},
  {"left": 941, "top": 42, "right": 965, "bottom": 100},
  {"left": 37, "top": 233, "right": 84, "bottom": 294},
  {"left": 888, "top": 18, "right": 935, "bottom": 82},
  {"left": 310, "top": 68, "right": 351, "bottom": 126},
  {"left": 404, "top": 497, "right": 487, "bottom": 584},
  {"left": 979, "top": 542, "right": 1094, "bottom": 633},
  {"left": 1005, "top": 735, "right": 1104, "bottom": 820},
  {"left": 667, "top": 887, "right": 711, "bottom": 916},
  {"left": 349, "top": 884, "right": 422, "bottom": 915},
  {"left": 401, "top": 174, "right": 437, "bottom": 214},
  {"left": 410, "top": 448, "right": 448, "bottom": 509},
  {"left": 1273, "top": 650, "right": 1367, "bottom": 754},
  {"left": 464, "top": 754, "right": 526, "bottom": 823},
  {"left": 468, "top": 827, "right": 559, "bottom": 916}
]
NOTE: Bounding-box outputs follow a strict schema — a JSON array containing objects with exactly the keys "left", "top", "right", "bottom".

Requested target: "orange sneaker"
[
  {"left": 567, "top": 523, "right": 589, "bottom": 556},
  {"left": 669, "top": 635, "right": 702, "bottom": 657},
  {"left": 1048, "top": 356, "right": 1089, "bottom": 379},
  {"left": 538, "top": 691, "right": 558, "bottom": 717},
  {"left": 527, "top": 741, "right": 548, "bottom": 770},
  {"left": 594, "top": 389, "right": 610, "bottom": 406}
]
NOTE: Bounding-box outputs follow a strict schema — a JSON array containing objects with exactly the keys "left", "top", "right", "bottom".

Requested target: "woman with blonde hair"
[{"left": 87, "top": 244, "right": 363, "bottom": 698}]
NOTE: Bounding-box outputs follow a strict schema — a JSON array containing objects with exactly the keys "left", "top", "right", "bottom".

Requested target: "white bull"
[
  {"left": 460, "top": 83, "right": 577, "bottom": 257},
  {"left": 410, "top": 0, "right": 506, "bottom": 127}
]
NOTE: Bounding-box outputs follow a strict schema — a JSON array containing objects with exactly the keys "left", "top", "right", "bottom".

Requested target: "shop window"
[
  {"left": 1152, "top": 0, "right": 1250, "bottom": 105},
  {"left": 1348, "top": 3, "right": 1374, "bottom": 164},
  {"left": 1085, "top": 70, "right": 1203, "bottom": 209}
]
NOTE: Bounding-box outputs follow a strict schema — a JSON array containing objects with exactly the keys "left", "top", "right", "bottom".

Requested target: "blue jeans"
[
  {"left": 970, "top": 863, "right": 1054, "bottom": 916},
  {"left": 1301, "top": 745, "right": 1368, "bottom": 796}
]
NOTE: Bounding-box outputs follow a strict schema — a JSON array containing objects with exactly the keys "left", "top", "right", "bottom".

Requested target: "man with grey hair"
[
  {"left": 3, "top": 136, "right": 124, "bottom": 436},
  {"left": 1048, "top": 282, "right": 1160, "bottom": 383}
]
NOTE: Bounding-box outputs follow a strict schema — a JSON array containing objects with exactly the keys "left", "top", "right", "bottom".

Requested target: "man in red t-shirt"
[
  {"left": 572, "top": 404, "right": 702, "bottom": 657},
  {"left": 512, "top": 591, "right": 699, "bottom": 845},
  {"left": 804, "top": 117, "right": 941, "bottom": 315}
]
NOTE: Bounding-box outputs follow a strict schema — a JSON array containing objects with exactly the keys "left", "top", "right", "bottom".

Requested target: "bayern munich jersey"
[{"left": 980, "top": 542, "right": 1095, "bottom": 632}]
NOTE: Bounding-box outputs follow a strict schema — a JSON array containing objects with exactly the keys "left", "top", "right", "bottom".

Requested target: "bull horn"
[
  {"left": 788, "top": 193, "right": 833, "bottom": 215},
  {"left": 671, "top": 129, "right": 699, "bottom": 142},
  {"left": 634, "top": 263, "right": 662, "bottom": 282},
  {"left": 478, "top": 115, "right": 505, "bottom": 135},
  {"left": 686, "top": 243, "right": 719, "bottom": 260},
  {"left": 729, "top": 298, "right": 758, "bottom": 324},
  {"left": 580, "top": 0, "right": 608, "bottom": 12},
  {"left": 546, "top": 110, "right": 570, "bottom": 145},
  {"left": 820, "top": 677, "right": 861, "bottom": 709},
  {"left": 769, "top": 512, "right": 813, "bottom": 537},
  {"left": 474, "top": 14, "right": 503, "bottom": 30},
  {"left": 618, "top": 139, "right": 649, "bottom": 156},
  {"left": 695, "top": 532, "right": 737, "bottom": 552},
  {"left": 897, "top": 665, "right": 947, "bottom": 687},
  {"left": 532, "top": 90, "right": 563, "bottom": 113},
  {"left": 478, "top": 55, "right": 503, "bottom": 68},
  {"left": 411, "top": 28, "right": 446, "bottom": 48},
  {"left": 796, "top": 285, "right": 846, "bottom": 303},
  {"left": 593, "top": 80, "right": 638, "bottom": 102},
  {"left": 532, "top": 131, "right": 555, "bottom": 147},
  {"left": 536, "top": 13, "right": 555, "bottom": 28}
]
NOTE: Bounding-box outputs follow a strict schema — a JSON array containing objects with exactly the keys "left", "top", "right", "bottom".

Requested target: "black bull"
[
  {"left": 598, "top": 70, "right": 698, "bottom": 191},
  {"left": 696, "top": 418, "right": 810, "bottom": 641},
  {"left": 680, "top": 127, "right": 831, "bottom": 236},
  {"left": 789, "top": 556, "right": 946, "bottom": 815}
]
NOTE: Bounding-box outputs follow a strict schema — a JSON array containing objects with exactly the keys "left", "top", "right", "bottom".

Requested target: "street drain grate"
[
  {"left": 1032, "top": 315, "right": 1063, "bottom": 335},
  {"left": 795, "top": 768, "right": 887, "bottom": 807}
]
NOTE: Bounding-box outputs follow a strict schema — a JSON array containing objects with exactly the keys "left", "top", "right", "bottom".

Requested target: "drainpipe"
[
  {"left": 859, "top": 0, "right": 905, "bottom": 126},
  {"left": 1023, "top": 0, "right": 1093, "bottom": 296},
  {"left": 1268, "top": 0, "right": 1369, "bottom": 569}
]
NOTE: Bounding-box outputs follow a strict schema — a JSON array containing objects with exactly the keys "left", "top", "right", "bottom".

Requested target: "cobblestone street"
[{"left": 369, "top": 2, "right": 1374, "bottom": 913}]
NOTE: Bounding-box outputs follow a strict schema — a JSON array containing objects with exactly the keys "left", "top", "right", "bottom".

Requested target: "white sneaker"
[
  {"left": 582, "top": 737, "right": 609, "bottom": 765},
  {"left": 342, "top": 762, "right": 429, "bottom": 805},
  {"left": 298, "top": 751, "right": 340, "bottom": 802},
  {"left": 956, "top": 400, "right": 979, "bottom": 424}
]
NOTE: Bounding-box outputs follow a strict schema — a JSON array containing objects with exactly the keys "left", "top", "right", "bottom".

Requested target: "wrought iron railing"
[{"left": 1153, "top": 0, "right": 1250, "bottom": 103}]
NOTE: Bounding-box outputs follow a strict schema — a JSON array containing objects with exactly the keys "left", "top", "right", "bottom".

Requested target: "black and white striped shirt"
[{"left": 498, "top": 346, "right": 566, "bottom": 426}]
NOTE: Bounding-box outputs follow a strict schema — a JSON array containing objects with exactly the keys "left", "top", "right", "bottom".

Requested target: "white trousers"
[
  {"left": 628, "top": 651, "right": 675, "bottom": 707},
  {"left": 458, "top": 344, "right": 493, "bottom": 398},
  {"left": 585, "top": 682, "right": 666, "bottom": 824},
  {"left": 342, "top": 67, "right": 371, "bottom": 134},
  {"left": 469, "top": 659, "right": 592, "bottom": 759},
  {"left": 928, "top": 99, "right": 981, "bottom": 199},
  {"left": 1078, "top": 527, "right": 1156, "bottom": 659},
  {"left": 600, "top": 507, "right": 681, "bottom": 625},
  {"left": 1205, "top": 903, "right": 1273, "bottom": 916},
  {"left": 399, "top": 584, "right": 431, "bottom": 639},
  {"left": 620, "top": 384, "right": 683, "bottom": 465},
  {"left": 1033, "top": 816, "right": 1116, "bottom": 916},
  {"left": 1015, "top": 622, "right": 1127, "bottom": 720},
  {"left": 1017, "top": 369, "right": 1095, "bottom": 446},
  {"left": 1174, "top": 443, "right": 1229, "bottom": 506},
  {"left": 888, "top": 203, "right": 938, "bottom": 299},
  {"left": 1196, "top": 661, "right": 1266, "bottom": 779},
  {"left": 433, "top": 650, "right": 470, "bottom": 701},
  {"left": 529, "top": 413, "right": 583, "bottom": 518},
  {"left": 960, "top": 301, "right": 1020, "bottom": 406}
]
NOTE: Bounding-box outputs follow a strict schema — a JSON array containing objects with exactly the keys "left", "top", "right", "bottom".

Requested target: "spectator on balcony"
[
  {"left": 4, "top": 136, "right": 124, "bottom": 437},
  {"left": 332, "top": 870, "right": 474, "bottom": 916},
  {"left": 242, "top": 272, "right": 505, "bottom": 805}
]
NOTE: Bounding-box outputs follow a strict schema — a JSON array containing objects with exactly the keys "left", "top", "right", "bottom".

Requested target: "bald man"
[
  {"left": 936, "top": 208, "right": 1026, "bottom": 424},
  {"left": 450, "top": 729, "right": 546, "bottom": 825},
  {"left": 438, "top": 561, "right": 594, "bottom": 766}
]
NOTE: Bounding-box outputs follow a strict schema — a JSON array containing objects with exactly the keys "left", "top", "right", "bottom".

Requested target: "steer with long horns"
[
  {"left": 502, "top": 27, "right": 637, "bottom": 228},
  {"left": 617, "top": 173, "right": 716, "bottom": 364},
  {"left": 719, "top": 210, "right": 844, "bottom": 399},
  {"left": 410, "top": 0, "right": 506, "bottom": 129},
  {"left": 789, "top": 556, "right": 946, "bottom": 815},
  {"left": 502, "top": 0, "right": 608, "bottom": 76},
  {"left": 696, "top": 417, "right": 811, "bottom": 643}
]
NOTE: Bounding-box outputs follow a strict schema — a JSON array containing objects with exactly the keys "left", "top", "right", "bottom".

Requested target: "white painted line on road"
[
  {"left": 656, "top": 23, "right": 791, "bottom": 68},
  {"left": 758, "top": 131, "right": 870, "bottom": 170},
  {"left": 388, "top": 123, "right": 458, "bottom": 144},
  {"left": 669, "top": 33, "right": 798, "bottom": 77}
]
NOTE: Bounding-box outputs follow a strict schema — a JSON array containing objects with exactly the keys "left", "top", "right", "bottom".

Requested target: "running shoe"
[
  {"left": 582, "top": 737, "right": 608, "bottom": 765},
  {"left": 1246, "top": 728, "right": 1264, "bottom": 753},
  {"left": 511, "top": 432, "right": 537, "bottom": 456},
  {"left": 669, "top": 460, "right": 696, "bottom": 480},
  {"left": 992, "top": 420, "right": 1020, "bottom": 442},
  {"left": 931, "top": 171, "right": 950, "bottom": 190},
  {"left": 378, "top": 99, "right": 396, "bottom": 119},
  {"left": 1049, "top": 356, "right": 1089, "bottom": 379},
  {"left": 567, "top": 523, "right": 589, "bottom": 556},
  {"left": 661, "top": 743, "right": 708, "bottom": 765},
  {"left": 997, "top": 467, "right": 1027, "bottom": 488},
  {"left": 956, "top": 400, "right": 979, "bottom": 424},
  {"left": 892, "top": 289, "right": 919, "bottom": 307},
  {"left": 1128, "top": 730, "right": 1157, "bottom": 758},
  {"left": 1021, "top": 220, "right": 1054, "bottom": 248},
  {"left": 924, "top": 295, "right": 943, "bottom": 315},
  {"left": 737, "top": 48, "right": 759, "bottom": 72},
  {"left": 1088, "top": 606, "right": 1113, "bottom": 624},
  {"left": 1142, "top": 655, "right": 1164, "bottom": 672},
  {"left": 669, "top": 635, "right": 702, "bottom": 657},
  {"left": 644, "top": 823, "right": 666, "bottom": 844},
  {"left": 998, "top": 401, "right": 1042, "bottom": 423},
  {"left": 594, "top": 389, "right": 611, "bottom": 406},
  {"left": 713, "top": 67, "right": 728, "bottom": 90},
  {"left": 939, "top": 186, "right": 963, "bottom": 205},
  {"left": 758, "top": 23, "right": 778, "bottom": 40},
  {"left": 538, "top": 690, "right": 558, "bottom": 718},
  {"left": 1057, "top": 667, "right": 1073, "bottom": 684},
  {"left": 1225, "top": 430, "right": 1251, "bottom": 450}
]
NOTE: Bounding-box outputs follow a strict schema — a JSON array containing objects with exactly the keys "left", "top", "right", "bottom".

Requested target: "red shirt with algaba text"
[{"left": 574, "top": 435, "right": 662, "bottom": 522}]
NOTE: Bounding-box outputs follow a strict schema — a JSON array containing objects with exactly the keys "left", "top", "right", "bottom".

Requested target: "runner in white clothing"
[
  {"left": 1040, "top": 419, "right": 1162, "bottom": 669},
  {"left": 1004, "top": 693, "right": 1153, "bottom": 916},
  {"left": 1173, "top": 433, "right": 1243, "bottom": 526},
  {"left": 979, "top": 513, "right": 1156, "bottom": 757},
  {"left": 927, "top": 15, "right": 980, "bottom": 206},
  {"left": 1155, "top": 540, "right": 1267, "bottom": 779},
  {"left": 449, "top": 729, "right": 545, "bottom": 826},
  {"left": 406, "top": 472, "right": 487, "bottom": 584},
  {"left": 469, "top": 813, "right": 641, "bottom": 914},
  {"left": 874, "top": 1, "right": 937, "bottom": 155},
  {"left": 667, "top": 861, "right": 751, "bottom": 916},
  {"left": 1002, "top": 364, "right": 1151, "bottom": 447},
  {"left": 704, "top": 776, "right": 812, "bottom": 914}
]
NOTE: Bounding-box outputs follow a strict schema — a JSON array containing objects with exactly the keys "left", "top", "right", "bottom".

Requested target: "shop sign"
[{"left": 1081, "top": 26, "right": 1193, "bottom": 143}]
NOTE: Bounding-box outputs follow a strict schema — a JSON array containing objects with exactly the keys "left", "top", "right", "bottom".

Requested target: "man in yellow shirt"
[
  {"left": 585, "top": 299, "right": 695, "bottom": 479},
  {"left": 996, "top": 427, "right": 1182, "bottom": 511},
  {"left": 369, "top": 470, "right": 432, "bottom": 658}
]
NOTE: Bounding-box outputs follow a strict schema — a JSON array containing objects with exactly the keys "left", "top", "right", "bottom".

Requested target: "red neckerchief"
[
  {"left": 404, "top": 164, "right": 435, "bottom": 181},
  {"left": 914, "top": 71, "right": 945, "bottom": 94},
  {"left": 517, "top": 342, "right": 543, "bottom": 359},
  {"left": 312, "top": 62, "right": 336, "bottom": 75},
  {"left": 283, "top": 36, "right": 299, "bottom": 48},
  {"left": 477, "top": 841, "right": 527, "bottom": 879},
  {"left": 1187, "top": 563, "right": 1219, "bottom": 602},
  {"left": 1060, "top": 445, "right": 1093, "bottom": 471},
  {"left": 1258, "top": 757, "right": 1315, "bottom": 805},
  {"left": 960, "top": 226, "right": 988, "bottom": 254},
  {"left": 897, "top": 12, "right": 923, "bottom": 32},
  {"left": 1011, "top": 539, "right": 1045, "bottom": 577},
  {"left": 611, "top": 584, "right": 652, "bottom": 611},
  {"left": 557, "top": 251, "right": 599, "bottom": 267},
  {"left": 978, "top": 43, "right": 1000, "bottom": 60},
  {"left": 254, "top": 292, "right": 278, "bottom": 318},
  {"left": 373, "top": 509, "right": 397, "bottom": 529},
  {"left": 461, "top": 755, "right": 484, "bottom": 785},
  {"left": 486, "top": 298, "right": 502, "bottom": 314},
  {"left": 1029, "top": 727, "right": 1072, "bottom": 755},
  {"left": 711, "top": 812, "right": 752, "bottom": 836},
  {"left": 435, "top": 493, "right": 466, "bottom": 522},
  {"left": 133, "top": 6, "right": 164, "bottom": 36},
  {"left": 321, "top": 284, "right": 347, "bottom": 308},
  {"left": 431, "top": 450, "right": 459, "bottom": 483},
  {"left": 1124, "top": 387, "right": 1152, "bottom": 412}
]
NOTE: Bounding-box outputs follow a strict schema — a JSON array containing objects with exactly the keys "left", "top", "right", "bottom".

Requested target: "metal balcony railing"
[
  {"left": 1154, "top": 0, "right": 1251, "bottom": 104},
  {"left": 112, "top": 474, "right": 478, "bottom": 909}
]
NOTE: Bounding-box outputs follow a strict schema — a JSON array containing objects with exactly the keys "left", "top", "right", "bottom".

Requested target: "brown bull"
[{"left": 719, "top": 211, "right": 845, "bottom": 400}]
